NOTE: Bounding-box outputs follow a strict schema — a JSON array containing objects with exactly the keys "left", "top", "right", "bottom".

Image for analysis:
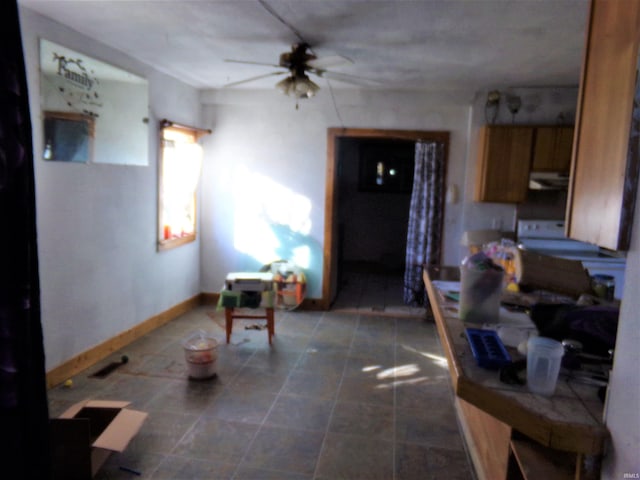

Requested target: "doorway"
[{"left": 321, "top": 128, "right": 449, "bottom": 310}]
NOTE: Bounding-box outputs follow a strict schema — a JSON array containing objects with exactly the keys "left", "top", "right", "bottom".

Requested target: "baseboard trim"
[
  {"left": 200, "top": 292, "right": 220, "bottom": 305},
  {"left": 45, "top": 294, "right": 201, "bottom": 389},
  {"left": 46, "top": 291, "right": 328, "bottom": 388}
]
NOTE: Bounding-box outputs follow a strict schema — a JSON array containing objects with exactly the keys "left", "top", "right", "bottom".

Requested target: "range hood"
[{"left": 529, "top": 171, "right": 570, "bottom": 190}]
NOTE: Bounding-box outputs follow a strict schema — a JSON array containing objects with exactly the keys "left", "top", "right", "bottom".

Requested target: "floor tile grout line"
[
  {"left": 392, "top": 314, "right": 398, "bottom": 480},
  {"left": 310, "top": 311, "right": 361, "bottom": 480},
  {"left": 157, "top": 333, "right": 263, "bottom": 475},
  {"left": 229, "top": 311, "right": 323, "bottom": 480},
  {"left": 77, "top": 302, "right": 475, "bottom": 478}
]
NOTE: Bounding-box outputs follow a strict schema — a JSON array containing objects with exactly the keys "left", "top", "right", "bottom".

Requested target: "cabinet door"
[
  {"left": 532, "top": 127, "right": 574, "bottom": 172},
  {"left": 567, "top": 0, "right": 640, "bottom": 250},
  {"left": 475, "top": 126, "right": 534, "bottom": 203}
]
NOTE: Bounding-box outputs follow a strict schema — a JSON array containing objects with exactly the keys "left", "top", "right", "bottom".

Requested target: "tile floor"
[
  {"left": 331, "top": 268, "right": 427, "bottom": 318},
  {"left": 47, "top": 273, "right": 475, "bottom": 480}
]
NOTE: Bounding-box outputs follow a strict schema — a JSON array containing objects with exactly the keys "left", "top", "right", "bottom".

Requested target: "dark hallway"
[{"left": 332, "top": 137, "right": 425, "bottom": 317}]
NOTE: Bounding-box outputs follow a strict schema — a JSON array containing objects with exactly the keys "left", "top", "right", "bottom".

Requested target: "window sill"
[{"left": 158, "top": 234, "right": 196, "bottom": 251}]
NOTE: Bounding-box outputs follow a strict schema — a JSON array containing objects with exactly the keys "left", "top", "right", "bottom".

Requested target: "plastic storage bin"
[
  {"left": 459, "top": 253, "right": 504, "bottom": 324},
  {"left": 183, "top": 331, "right": 218, "bottom": 380}
]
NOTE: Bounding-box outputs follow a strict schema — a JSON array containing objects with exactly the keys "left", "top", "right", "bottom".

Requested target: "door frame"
[{"left": 320, "top": 127, "right": 450, "bottom": 309}]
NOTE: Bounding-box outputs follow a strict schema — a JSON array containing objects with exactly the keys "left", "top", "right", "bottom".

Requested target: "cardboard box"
[
  {"left": 49, "top": 399, "right": 148, "bottom": 479},
  {"left": 514, "top": 249, "right": 593, "bottom": 297}
]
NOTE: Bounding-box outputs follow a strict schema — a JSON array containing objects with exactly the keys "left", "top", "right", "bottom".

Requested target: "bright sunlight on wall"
[{"left": 232, "top": 166, "right": 312, "bottom": 268}]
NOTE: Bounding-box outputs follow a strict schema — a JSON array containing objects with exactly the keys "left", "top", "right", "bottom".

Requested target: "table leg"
[
  {"left": 266, "top": 308, "right": 274, "bottom": 345},
  {"left": 224, "top": 308, "right": 233, "bottom": 344}
]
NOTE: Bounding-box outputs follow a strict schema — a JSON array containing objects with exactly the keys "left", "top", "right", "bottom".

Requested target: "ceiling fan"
[{"left": 223, "top": 42, "right": 356, "bottom": 101}]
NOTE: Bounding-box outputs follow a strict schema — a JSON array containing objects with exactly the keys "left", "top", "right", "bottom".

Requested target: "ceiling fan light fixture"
[
  {"left": 276, "top": 73, "right": 319, "bottom": 99},
  {"left": 276, "top": 76, "right": 294, "bottom": 94},
  {"left": 295, "top": 74, "right": 319, "bottom": 98}
]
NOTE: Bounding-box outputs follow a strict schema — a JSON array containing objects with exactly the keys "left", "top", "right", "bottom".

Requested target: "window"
[
  {"left": 158, "top": 120, "right": 210, "bottom": 251},
  {"left": 357, "top": 139, "right": 415, "bottom": 193}
]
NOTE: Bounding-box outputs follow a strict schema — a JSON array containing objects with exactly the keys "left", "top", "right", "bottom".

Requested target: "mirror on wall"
[
  {"left": 39, "top": 38, "right": 149, "bottom": 165},
  {"left": 43, "top": 111, "right": 95, "bottom": 163}
]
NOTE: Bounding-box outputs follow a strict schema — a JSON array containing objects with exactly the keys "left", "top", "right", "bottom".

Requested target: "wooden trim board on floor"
[{"left": 45, "top": 294, "right": 201, "bottom": 389}]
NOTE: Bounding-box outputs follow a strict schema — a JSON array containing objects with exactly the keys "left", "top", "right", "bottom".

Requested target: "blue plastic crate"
[{"left": 465, "top": 328, "right": 512, "bottom": 369}]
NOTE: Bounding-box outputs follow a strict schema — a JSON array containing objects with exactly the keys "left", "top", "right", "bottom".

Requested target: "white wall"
[
  {"left": 19, "top": 7, "right": 202, "bottom": 370},
  {"left": 198, "top": 88, "right": 473, "bottom": 298},
  {"left": 602, "top": 175, "right": 640, "bottom": 476}
]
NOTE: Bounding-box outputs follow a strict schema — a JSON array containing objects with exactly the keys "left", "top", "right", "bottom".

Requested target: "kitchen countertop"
[{"left": 423, "top": 265, "right": 609, "bottom": 456}]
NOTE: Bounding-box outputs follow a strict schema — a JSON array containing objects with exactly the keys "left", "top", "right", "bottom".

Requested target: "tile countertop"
[{"left": 423, "top": 265, "right": 608, "bottom": 457}]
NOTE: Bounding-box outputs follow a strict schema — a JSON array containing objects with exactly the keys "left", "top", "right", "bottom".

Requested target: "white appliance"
[{"left": 517, "top": 220, "right": 626, "bottom": 299}]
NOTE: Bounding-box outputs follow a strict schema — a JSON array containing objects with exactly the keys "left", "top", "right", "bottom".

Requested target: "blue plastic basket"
[{"left": 465, "top": 328, "right": 512, "bottom": 369}]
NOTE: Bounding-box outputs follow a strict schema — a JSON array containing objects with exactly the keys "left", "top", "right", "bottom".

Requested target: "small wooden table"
[
  {"left": 224, "top": 306, "right": 275, "bottom": 345},
  {"left": 219, "top": 280, "right": 276, "bottom": 345}
]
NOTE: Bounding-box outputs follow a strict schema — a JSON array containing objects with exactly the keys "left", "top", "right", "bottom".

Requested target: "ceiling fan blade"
[
  {"left": 312, "top": 70, "right": 382, "bottom": 87},
  {"left": 307, "top": 55, "right": 353, "bottom": 70},
  {"left": 222, "top": 71, "right": 287, "bottom": 88},
  {"left": 224, "top": 59, "right": 282, "bottom": 68}
]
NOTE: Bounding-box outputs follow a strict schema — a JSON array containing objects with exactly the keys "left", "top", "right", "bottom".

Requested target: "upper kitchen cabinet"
[
  {"left": 567, "top": 0, "right": 640, "bottom": 251},
  {"left": 475, "top": 125, "right": 534, "bottom": 203},
  {"left": 531, "top": 126, "right": 574, "bottom": 173}
]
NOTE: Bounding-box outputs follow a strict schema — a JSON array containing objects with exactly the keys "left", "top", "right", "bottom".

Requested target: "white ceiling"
[{"left": 19, "top": 0, "right": 589, "bottom": 96}]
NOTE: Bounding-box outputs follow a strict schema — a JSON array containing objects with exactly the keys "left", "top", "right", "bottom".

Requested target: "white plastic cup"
[{"left": 526, "top": 337, "right": 564, "bottom": 396}]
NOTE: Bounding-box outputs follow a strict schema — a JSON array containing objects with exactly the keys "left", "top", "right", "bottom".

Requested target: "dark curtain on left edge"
[{"left": 0, "top": 1, "right": 51, "bottom": 477}]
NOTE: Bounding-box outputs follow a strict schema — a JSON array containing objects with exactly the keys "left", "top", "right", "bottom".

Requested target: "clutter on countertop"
[
  {"left": 483, "top": 239, "right": 519, "bottom": 288},
  {"left": 530, "top": 303, "right": 619, "bottom": 357},
  {"left": 526, "top": 336, "right": 565, "bottom": 396},
  {"left": 514, "top": 248, "right": 593, "bottom": 298},
  {"left": 431, "top": 266, "right": 618, "bottom": 395},
  {"left": 465, "top": 328, "right": 512, "bottom": 369},
  {"left": 459, "top": 252, "right": 504, "bottom": 324}
]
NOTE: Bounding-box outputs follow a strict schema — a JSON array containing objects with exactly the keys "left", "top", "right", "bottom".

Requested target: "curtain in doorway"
[
  {"left": 0, "top": 1, "right": 51, "bottom": 476},
  {"left": 403, "top": 141, "right": 446, "bottom": 306}
]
